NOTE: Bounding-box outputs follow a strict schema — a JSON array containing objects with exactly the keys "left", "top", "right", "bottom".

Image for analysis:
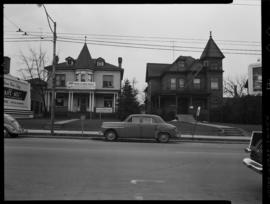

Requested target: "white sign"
[
  {"left": 66, "top": 81, "right": 96, "bottom": 90},
  {"left": 96, "top": 107, "right": 113, "bottom": 113},
  {"left": 4, "top": 74, "right": 31, "bottom": 110}
]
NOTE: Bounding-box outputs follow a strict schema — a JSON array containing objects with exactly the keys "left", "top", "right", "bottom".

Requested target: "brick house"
[
  {"left": 145, "top": 34, "right": 225, "bottom": 121},
  {"left": 44, "top": 43, "right": 124, "bottom": 118}
]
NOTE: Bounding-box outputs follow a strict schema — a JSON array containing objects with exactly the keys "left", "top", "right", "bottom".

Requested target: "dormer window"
[
  {"left": 96, "top": 58, "right": 105, "bottom": 67},
  {"left": 65, "top": 57, "right": 74, "bottom": 66},
  {"left": 178, "top": 61, "right": 185, "bottom": 68}
]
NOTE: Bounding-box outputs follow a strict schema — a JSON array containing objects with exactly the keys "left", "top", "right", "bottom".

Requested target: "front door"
[
  {"left": 177, "top": 98, "right": 188, "bottom": 114},
  {"left": 141, "top": 116, "right": 157, "bottom": 138},
  {"left": 123, "top": 116, "right": 141, "bottom": 138},
  {"left": 80, "top": 96, "right": 87, "bottom": 112}
]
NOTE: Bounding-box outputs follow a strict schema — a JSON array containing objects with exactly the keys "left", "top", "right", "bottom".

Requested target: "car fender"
[{"left": 4, "top": 124, "right": 15, "bottom": 133}]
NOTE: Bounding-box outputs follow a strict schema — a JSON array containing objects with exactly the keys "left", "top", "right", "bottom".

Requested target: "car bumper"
[{"left": 243, "top": 157, "right": 262, "bottom": 174}]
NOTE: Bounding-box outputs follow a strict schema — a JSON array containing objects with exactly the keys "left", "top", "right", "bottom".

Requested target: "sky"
[{"left": 4, "top": 2, "right": 261, "bottom": 102}]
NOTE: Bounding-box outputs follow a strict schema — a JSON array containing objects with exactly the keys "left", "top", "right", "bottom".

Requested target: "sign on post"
[{"left": 81, "top": 115, "right": 86, "bottom": 136}]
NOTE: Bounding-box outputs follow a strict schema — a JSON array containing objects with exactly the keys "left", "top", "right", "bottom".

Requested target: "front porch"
[
  {"left": 149, "top": 94, "right": 210, "bottom": 121},
  {"left": 45, "top": 90, "right": 119, "bottom": 118}
]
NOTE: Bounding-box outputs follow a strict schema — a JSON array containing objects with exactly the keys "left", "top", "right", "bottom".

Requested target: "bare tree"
[
  {"left": 18, "top": 46, "right": 51, "bottom": 113},
  {"left": 223, "top": 75, "right": 248, "bottom": 98}
]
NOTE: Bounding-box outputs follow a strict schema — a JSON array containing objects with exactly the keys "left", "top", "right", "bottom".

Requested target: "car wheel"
[
  {"left": 105, "top": 130, "right": 117, "bottom": 141},
  {"left": 157, "top": 132, "right": 170, "bottom": 143},
  {"left": 4, "top": 128, "right": 11, "bottom": 138}
]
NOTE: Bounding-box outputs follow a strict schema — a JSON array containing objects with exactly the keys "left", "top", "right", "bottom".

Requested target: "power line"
[
  {"left": 56, "top": 36, "right": 261, "bottom": 52},
  {"left": 56, "top": 39, "right": 261, "bottom": 56},
  {"left": 4, "top": 30, "right": 260, "bottom": 45}
]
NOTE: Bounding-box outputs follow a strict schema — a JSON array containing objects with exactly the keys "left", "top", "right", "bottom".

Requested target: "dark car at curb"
[
  {"left": 4, "top": 113, "right": 27, "bottom": 138},
  {"left": 243, "top": 131, "right": 262, "bottom": 174},
  {"left": 100, "top": 114, "right": 181, "bottom": 143}
]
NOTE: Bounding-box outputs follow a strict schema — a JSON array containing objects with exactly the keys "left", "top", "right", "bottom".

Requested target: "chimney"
[
  {"left": 3, "top": 56, "right": 10, "bottom": 74},
  {"left": 118, "top": 57, "right": 122, "bottom": 68}
]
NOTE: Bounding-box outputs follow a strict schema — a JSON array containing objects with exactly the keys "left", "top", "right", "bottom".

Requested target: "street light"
[{"left": 38, "top": 4, "right": 57, "bottom": 135}]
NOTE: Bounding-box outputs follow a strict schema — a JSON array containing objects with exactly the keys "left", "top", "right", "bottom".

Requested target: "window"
[
  {"left": 55, "top": 96, "right": 64, "bottom": 106},
  {"left": 131, "top": 117, "right": 141, "bottom": 123},
  {"left": 179, "top": 78, "right": 185, "bottom": 89},
  {"left": 81, "top": 74, "right": 86, "bottom": 82},
  {"left": 103, "top": 75, "right": 113, "bottom": 88},
  {"left": 203, "top": 61, "right": 209, "bottom": 67},
  {"left": 211, "top": 77, "right": 219, "bottom": 90},
  {"left": 170, "top": 78, "right": 176, "bottom": 90},
  {"left": 104, "top": 96, "right": 113, "bottom": 107},
  {"left": 97, "top": 60, "right": 104, "bottom": 67},
  {"left": 88, "top": 73, "right": 93, "bottom": 82},
  {"left": 211, "top": 63, "right": 218, "bottom": 70},
  {"left": 178, "top": 61, "right": 185, "bottom": 69},
  {"left": 56, "top": 74, "right": 66, "bottom": 87},
  {"left": 193, "top": 78, "right": 200, "bottom": 89},
  {"left": 141, "top": 117, "right": 153, "bottom": 124}
]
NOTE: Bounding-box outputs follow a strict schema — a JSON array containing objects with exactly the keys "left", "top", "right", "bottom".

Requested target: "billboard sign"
[
  {"left": 248, "top": 62, "right": 262, "bottom": 95},
  {"left": 4, "top": 74, "right": 31, "bottom": 110}
]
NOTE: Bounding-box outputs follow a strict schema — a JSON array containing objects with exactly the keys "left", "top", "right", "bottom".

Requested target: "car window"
[
  {"left": 141, "top": 117, "right": 154, "bottom": 124},
  {"left": 131, "top": 117, "right": 141, "bottom": 123}
]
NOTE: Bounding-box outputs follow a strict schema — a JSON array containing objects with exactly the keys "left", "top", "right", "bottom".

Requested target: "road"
[{"left": 4, "top": 138, "right": 262, "bottom": 202}]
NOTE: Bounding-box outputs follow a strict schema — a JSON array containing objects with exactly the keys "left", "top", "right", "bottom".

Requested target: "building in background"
[
  {"left": 26, "top": 78, "right": 47, "bottom": 118},
  {"left": 4, "top": 56, "right": 33, "bottom": 118},
  {"left": 44, "top": 43, "right": 124, "bottom": 118},
  {"left": 145, "top": 33, "right": 224, "bottom": 121},
  {"left": 247, "top": 61, "right": 262, "bottom": 96}
]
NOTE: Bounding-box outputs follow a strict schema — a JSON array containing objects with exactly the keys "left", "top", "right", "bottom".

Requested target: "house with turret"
[
  {"left": 44, "top": 43, "right": 124, "bottom": 118},
  {"left": 145, "top": 33, "right": 225, "bottom": 121}
]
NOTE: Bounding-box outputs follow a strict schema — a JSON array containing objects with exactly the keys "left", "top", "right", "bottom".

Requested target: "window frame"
[
  {"left": 56, "top": 74, "right": 66, "bottom": 87},
  {"left": 211, "top": 77, "right": 219, "bottom": 90},
  {"left": 103, "top": 75, "right": 114, "bottom": 88},
  {"left": 193, "top": 78, "right": 201, "bottom": 89},
  {"left": 170, "top": 78, "right": 176, "bottom": 90}
]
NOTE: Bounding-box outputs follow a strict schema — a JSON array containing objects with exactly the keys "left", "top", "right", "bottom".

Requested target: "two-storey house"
[
  {"left": 44, "top": 43, "right": 124, "bottom": 118},
  {"left": 145, "top": 33, "right": 224, "bottom": 121}
]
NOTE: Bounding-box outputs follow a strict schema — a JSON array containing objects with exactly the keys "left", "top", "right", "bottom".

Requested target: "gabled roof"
[
  {"left": 200, "top": 34, "right": 225, "bottom": 60},
  {"left": 146, "top": 63, "right": 170, "bottom": 82},
  {"left": 75, "top": 43, "right": 92, "bottom": 68}
]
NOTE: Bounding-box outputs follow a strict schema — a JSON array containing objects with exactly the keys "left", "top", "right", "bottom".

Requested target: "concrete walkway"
[{"left": 23, "top": 129, "right": 250, "bottom": 143}]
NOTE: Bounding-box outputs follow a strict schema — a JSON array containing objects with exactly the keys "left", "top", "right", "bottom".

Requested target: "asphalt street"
[{"left": 4, "top": 138, "right": 262, "bottom": 202}]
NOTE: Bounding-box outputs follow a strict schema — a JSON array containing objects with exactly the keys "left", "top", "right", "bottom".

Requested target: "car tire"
[
  {"left": 4, "top": 128, "right": 11, "bottom": 138},
  {"left": 105, "top": 130, "right": 117, "bottom": 141},
  {"left": 157, "top": 132, "right": 170, "bottom": 143}
]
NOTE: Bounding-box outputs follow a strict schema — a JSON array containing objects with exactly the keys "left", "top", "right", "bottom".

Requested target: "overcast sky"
[{"left": 4, "top": 2, "right": 261, "bottom": 101}]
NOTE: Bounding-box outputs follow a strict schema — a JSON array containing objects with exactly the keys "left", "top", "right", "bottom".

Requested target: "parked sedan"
[
  {"left": 101, "top": 114, "right": 181, "bottom": 143},
  {"left": 243, "top": 131, "right": 262, "bottom": 174},
  {"left": 4, "top": 113, "right": 27, "bottom": 138}
]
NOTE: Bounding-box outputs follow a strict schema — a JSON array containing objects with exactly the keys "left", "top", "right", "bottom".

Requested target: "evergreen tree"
[{"left": 117, "top": 79, "right": 140, "bottom": 120}]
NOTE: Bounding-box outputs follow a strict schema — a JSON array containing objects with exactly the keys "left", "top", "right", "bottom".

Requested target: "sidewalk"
[{"left": 21, "top": 129, "right": 250, "bottom": 143}]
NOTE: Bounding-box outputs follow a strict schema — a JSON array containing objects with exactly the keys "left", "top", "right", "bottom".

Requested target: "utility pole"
[
  {"left": 51, "top": 21, "right": 56, "bottom": 135},
  {"left": 38, "top": 4, "right": 57, "bottom": 135}
]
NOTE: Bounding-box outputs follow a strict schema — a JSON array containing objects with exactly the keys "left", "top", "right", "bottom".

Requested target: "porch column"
[
  {"left": 68, "top": 91, "right": 71, "bottom": 111},
  {"left": 113, "top": 93, "right": 116, "bottom": 113},
  {"left": 44, "top": 91, "right": 48, "bottom": 112},
  {"left": 71, "top": 92, "right": 74, "bottom": 112},
  {"left": 47, "top": 91, "right": 51, "bottom": 111},
  {"left": 92, "top": 92, "right": 95, "bottom": 112},
  {"left": 89, "top": 92, "right": 92, "bottom": 112}
]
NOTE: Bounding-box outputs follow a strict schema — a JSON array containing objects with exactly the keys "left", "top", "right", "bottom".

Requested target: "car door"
[
  {"left": 123, "top": 116, "right": 141, "bottom": 138},
  {"left": 140, "top": 116, "right": 157, "bottom": 138}
]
